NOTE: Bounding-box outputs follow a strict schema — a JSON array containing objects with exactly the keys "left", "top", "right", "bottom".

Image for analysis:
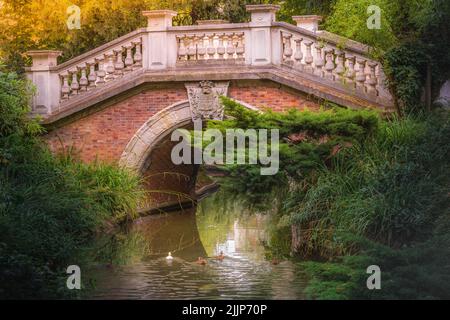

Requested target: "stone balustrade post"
[
  {"left": 142, "top": 10, "right": 177, "bottom": 69},
  {"left": 25, "top": 50, "right": 62, "bottom": 115},
  {"left": 246, "top": 4, "right": 280, "bottom": 66},
  {"left": 292, "top": 15, "right": 322, "bottom": 33}
]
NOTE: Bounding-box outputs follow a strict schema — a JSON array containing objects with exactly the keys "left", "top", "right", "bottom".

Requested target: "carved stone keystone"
[{"left": 185, "top": 81, "right": 229, "bottom": 121}]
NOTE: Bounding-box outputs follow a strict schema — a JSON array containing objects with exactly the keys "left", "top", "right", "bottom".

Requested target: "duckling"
[
  {"left": 271, "top": 258, "right": 280, "bottom": 265},
  {"left": 166, "top": 252, "right": 173, "bottom": 260},
  {"left": 196, "top": 257, "right": 207, "bottom": 265},
  {"left": 215, "top": 251, "right": 225, "bottom": 261}
]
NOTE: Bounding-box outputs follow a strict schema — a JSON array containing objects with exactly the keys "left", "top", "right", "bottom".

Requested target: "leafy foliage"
[
  {"left": 323, "top": 0, "right": 450, "bottom": 114},
  {"left": 0, "top": 72, "right": 41, "bottom": 137},
  {"left": 278, "top": 0, "right": 336, "bottom": 23},
  {"left": 288, "top": 111, "right": 450, "bottom": 299},
  {"left": 289, "top": 113, "right": 450, "bottom": 257},
  {"left": 206, "top": 97, "right": 380, "bottom": 204},
  {"left": 324, "top": 0, "right": 397, "bottom": 51},
  {"left": 0, "top": 71, "right": 144, "bottom": 299}
]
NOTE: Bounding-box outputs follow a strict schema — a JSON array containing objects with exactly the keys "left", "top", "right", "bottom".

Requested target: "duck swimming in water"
[
  {"left": 215, "top": 251, "right": 225, "bottom": 261},
  {"left": 166, "top": 252, "right": 173, "bottom": 260},
  {"left": 196, "top": 257, "right": 207, "bottom": 265}
]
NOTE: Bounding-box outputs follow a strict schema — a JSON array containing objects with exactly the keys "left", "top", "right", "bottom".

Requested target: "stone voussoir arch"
[{"left": 119, "top": 98, "right": 260, "bottom": 174}]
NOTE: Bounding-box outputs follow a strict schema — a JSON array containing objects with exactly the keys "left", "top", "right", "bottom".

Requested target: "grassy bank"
[
  {"left": 291, "top": 112, "right": 450, "bottom": 299},
  {"left": 0, "top": 72, "right": 144, "bottom": 299}
]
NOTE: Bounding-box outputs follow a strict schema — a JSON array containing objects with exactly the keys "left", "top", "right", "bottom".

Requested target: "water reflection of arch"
[{"left": 130, "top": 208, "right": 207, "bottom": 262}]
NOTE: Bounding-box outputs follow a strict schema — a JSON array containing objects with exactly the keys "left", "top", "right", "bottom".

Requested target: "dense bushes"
[
  {"left": 285, "top": 112, "right": 450, "bottom": 299},
  {"left": 0, "top": 72, "right": 143, "bottom": 299},
  {"left": 208, "top": 98, "right": 380, "bottom": 204},
  {"left": 289, "top": 114, "right": 449, "bottom": 255}
]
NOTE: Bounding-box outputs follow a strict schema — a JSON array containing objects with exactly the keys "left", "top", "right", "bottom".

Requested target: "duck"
[
  {"left": 166, "top": 252, "right": 173, "bottom": 260},
  {"left": 196, "top": 257, "right": 207, "bottom": 265},
  {"left": 215, "top": 251, "right": 225, "bottom": 261}
]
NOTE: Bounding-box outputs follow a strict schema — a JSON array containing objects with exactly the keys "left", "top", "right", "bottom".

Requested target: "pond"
[{"left": 86, "top": 192, "right": 308, "bottom": 299}]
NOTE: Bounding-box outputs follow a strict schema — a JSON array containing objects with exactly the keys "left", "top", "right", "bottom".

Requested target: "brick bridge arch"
[{"left": 118, "top": 97, "right": 260, "bottom": 174}]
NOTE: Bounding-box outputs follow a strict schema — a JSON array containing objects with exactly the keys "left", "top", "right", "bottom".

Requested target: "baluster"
[
  {"left": 224, "top": 34, "right": 234, "bottom": 59},
  {"left": 294, "top": 38, "right": 303, "bottom": 68},
  {"left": 78, "top": 64, "right": 88, "bottom": 92},
  {"left": 334, "top": 50, "right": 345, "bottom": 82},
  {"left": 355, "top": 58, "right": 367, "bottom": 92},
  {"left": 282, "top": 33, "right": 293, "bottom": 66},
  {"left": 367, "top": 62, "right": 378, "bottom": 96},
  {"left": 236, "top": 33, "right": 245, "bottom": 60},
  {"left": 69, "top": 68, "right": 79, "bottom": 95},
  {"left": 95, "top": 56, "right": 106, "bottom": 85},
  {"left": 376, "top": 65, "right": 390, "bottom": 100},
  {"left": 364, "top": 61, "right": 371, "bottom": 79},
  {"left": 375, "top": 64, "right": 381, "bottom": 89},
  {"left": 187, "top": 36, "right": 196, "bottom": 60},
  {"left": 206, "top": 34, "right": 216, "bottom": 59},
  {"left": 86, "top": 60, "right": 97, "bottom": 90},
  {"left": 217, "top": 34, "right": 225, "bottom": 59},
  {"left": 124, "top": 44, "right": 134, "bottom": 71},
  {"left": 304, "top": 41, "right": 314, "bottom": 73},
  {"left": 314, "top": 44, "right": 325, "bottom": 77},
  {"left": 197, "top": 35, "right": 207, "bottom": 60},
  {"left": 324, "top": 48, "right": 335, "bottom": 80},
  {"left": 132, "top": 39, "right": 142, "bottom": 68},
  {"left": 177, "top": 36, "right": 187, "bottom": 61},
  {"left": 60, "top": 72, "right": 71, "bottom": 100},
  {"left": 114, "top": 48, "right": 124, "bottom": 78},
  {"left": 345, "top": 55, "right": 356, "bottom": 87},
  {"left": 227, "top": 34, "right": 237, "bottom": 59},
  {"left": 104, "top": 51, "right": 115, "bottom": 81}
]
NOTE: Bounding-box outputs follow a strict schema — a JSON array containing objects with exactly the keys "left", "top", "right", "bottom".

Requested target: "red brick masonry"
[{"left": 45, "top": 80, "right": 319, "bottom": 163}]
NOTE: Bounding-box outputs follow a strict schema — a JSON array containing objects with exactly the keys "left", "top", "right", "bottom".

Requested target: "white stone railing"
[
  {"left": 25, "top": 5, "right": 393, "bottom": 116},
  {"left": 175, "top": 31, "right": 245, "bottom": 63},
  {"left": 57, "top": 34, "right": 144, "bottom": 100},
  {"left": 278, "top": 24, "right": 390, "bottom": 101}
]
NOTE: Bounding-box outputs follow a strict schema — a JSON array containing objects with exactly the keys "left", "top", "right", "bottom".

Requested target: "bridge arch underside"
[
  {"left": 44, "top": 80, "right": 322, "bottom": 210},
  {"left": 121, "top": 101, "right": 199, "bottom": 209}
]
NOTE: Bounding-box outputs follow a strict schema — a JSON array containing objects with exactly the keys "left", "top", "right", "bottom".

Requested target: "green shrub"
[
  {"left": 207, "top": 97, "right": 380, "bottom": 205},
  {"left": 0, "top": 71, "right": 144, "bottom": 299},
  {"left": 290, "top": 113, "right": 449, "bottom": 257}
]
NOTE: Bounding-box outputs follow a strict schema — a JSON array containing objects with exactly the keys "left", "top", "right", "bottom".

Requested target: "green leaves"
[
  {"left": 0, "top": 70, "right": 144, "bottom": 298},
  {"left": 207, "top": 97, "right": 379, "bottom": 205},
  {"left": 0, "top": 72, "right": 40, "bottom": 138}
]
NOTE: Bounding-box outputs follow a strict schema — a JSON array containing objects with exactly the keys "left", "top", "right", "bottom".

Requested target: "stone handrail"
[
  {"left": 275, "top": 22, "right": 391, "bottom": 103},
  {"left": 25, "top": 5, "right": 393, "bottom": 117},
  {"left": 58, "top": 34, "right": 144, "bottom": 100}
]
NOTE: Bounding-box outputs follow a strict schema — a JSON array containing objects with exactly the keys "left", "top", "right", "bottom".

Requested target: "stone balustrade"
[
  {"left": 176, "top": 32, "right": 245, "bottom": 63},
  {"left": 25, "top": 4, "right": 393, "bottom": 116},
  {"left": 280, "top": 30, "right": 390, "bottom": 100},
  {"left": 58, "top": 36, "right": 143, "bottom": 101}
]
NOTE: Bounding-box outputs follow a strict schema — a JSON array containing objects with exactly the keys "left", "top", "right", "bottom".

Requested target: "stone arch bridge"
[{"left": 26, "top": 5, "right": 393, "bottom": 210}]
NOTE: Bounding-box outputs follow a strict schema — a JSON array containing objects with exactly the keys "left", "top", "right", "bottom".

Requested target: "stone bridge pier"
[{"left": 25, "top": 5, "right": 394, "bottom": 210}]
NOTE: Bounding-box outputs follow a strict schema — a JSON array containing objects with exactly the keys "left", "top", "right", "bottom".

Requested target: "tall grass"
[
  {"left": 290, "top": 112, "right": 450, "bottom": 258},
  {"left": 0, "top": 137, "right": 145, "bottom": 299},
  {"left": 0, "top": 71, "right": 145, "bottom": 299},
  {"left": 289, "top": 111, "right": 450, "bottom": 299}
]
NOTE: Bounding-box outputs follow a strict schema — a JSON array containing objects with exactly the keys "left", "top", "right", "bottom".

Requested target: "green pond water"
[{"left": 86, "top": 192, "right": 308, "bottom": 299}]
